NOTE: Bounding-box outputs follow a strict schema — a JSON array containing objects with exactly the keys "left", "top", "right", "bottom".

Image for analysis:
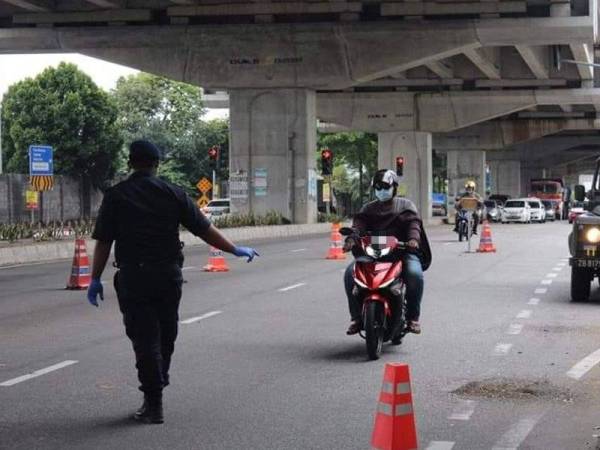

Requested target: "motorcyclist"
[
  {"left": 343, "top": 169, "right": 431, "bottom": 336},
  {"left": 454, "top": 180, "right": 483, "bottom": 235}
]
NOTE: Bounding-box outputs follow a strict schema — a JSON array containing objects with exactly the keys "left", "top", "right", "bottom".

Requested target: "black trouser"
[{"left": 114, "top": 263, "right": 183, "bottom": 396}]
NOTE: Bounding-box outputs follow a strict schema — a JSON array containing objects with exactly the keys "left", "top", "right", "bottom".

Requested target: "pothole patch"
[{"left": 453, "top": 378, "right": 574, "bottom": 402}]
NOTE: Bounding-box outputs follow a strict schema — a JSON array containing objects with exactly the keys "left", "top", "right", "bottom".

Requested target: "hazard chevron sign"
[{"left": 30, "top": 175, "right": 54, "bottom": 191}]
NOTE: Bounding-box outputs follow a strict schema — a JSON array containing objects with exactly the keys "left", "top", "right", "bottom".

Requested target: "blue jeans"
[{"left": 344, "top": 253, "right": 424, "bottom": 322}]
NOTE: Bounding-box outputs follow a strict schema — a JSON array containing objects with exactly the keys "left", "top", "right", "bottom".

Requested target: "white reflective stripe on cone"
[{"left": 377, "top": 401, "right": 413, "bottom": 417}]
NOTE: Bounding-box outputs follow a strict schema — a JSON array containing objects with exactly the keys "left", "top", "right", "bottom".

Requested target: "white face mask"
[{"left": 375, "top": 187, "right": 394, "bottom": 202}]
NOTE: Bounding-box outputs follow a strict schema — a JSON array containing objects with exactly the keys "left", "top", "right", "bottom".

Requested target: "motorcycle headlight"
[{"left": 586, "top": 227, "right": 600, "bottom": 244}]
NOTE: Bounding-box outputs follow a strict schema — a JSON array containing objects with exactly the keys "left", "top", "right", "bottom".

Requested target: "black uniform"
[{"left": 92, "top": 171, "right": 211, "bottom": 396}]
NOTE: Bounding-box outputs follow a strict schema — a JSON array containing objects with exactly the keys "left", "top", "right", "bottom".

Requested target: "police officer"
[{"left": 87, "top": 140, "right": 259, "bottom": 424}]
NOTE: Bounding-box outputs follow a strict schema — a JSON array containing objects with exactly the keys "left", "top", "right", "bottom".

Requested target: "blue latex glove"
[
  {"left": 87, "top": 278, "right": 104, "bottom": 307},
  {"left": 233, "top": 246, "right": 260, "bottom": 262}
]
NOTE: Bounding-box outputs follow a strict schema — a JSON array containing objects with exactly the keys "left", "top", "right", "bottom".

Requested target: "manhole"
[{"left": 453, "top": 378, "right": 574, "bottom": 402}]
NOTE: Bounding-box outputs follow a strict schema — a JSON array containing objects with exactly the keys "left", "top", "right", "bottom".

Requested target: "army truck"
[{"left": 570, "top": 161, "right": 600, "bottom": 301}]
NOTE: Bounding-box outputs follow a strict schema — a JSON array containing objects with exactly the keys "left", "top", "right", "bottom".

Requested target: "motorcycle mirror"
[
  {"left": 339, "top": 227, "right": 354, "bottom": 236},
  {"left": 574, "top": 185, "right": 586, "bottom": 202}
]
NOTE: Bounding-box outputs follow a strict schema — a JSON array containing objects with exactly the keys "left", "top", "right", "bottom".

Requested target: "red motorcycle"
[{"left": 340, "top": 228, "right": 408, "bottom": 360}]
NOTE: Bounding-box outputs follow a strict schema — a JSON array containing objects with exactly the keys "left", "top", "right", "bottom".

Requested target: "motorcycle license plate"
[{"left": 573, "top": 259, "right": 600, "bottom": 269}]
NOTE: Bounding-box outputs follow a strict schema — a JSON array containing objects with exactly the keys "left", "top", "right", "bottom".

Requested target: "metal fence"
[{"left": 0, "top": 174, "right": 103, "bottom": 224}]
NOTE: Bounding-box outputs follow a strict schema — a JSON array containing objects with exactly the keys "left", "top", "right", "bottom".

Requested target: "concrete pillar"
[
  {"left": 446, "top": 150, "right": 486, "bottom": 207},
  {"left": 488, "top": 160, "right": 521, "bottom": 199},
  {"left": 229, "top": 89, "right": 317, "bottom": 224},
  {"left": 378, "top": 132, "right": 432, "bottom": 221}
]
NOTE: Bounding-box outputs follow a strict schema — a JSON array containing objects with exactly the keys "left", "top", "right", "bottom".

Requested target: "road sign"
[
  {"left": 29, "top": 145, "right": 53, "bottom": 176},
  {"left": 29, "top": 145, "right": 54, "bottom": 191},
  {"left": 197, "top": 195, "right": 210, "bottom": 209},
  {"left": 197, "top": 177, "right": 212, "bottom": 194},
  {"left": 30, "top": 176, "right": 54, "bottom": 191},
  {"left": 25, "top": 190, "right": 39, "bottom": 210}
]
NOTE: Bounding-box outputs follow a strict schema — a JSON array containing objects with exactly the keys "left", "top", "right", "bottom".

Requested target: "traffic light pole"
[{"left": 212, "top": 169, "right": 217, "bottom": 200}]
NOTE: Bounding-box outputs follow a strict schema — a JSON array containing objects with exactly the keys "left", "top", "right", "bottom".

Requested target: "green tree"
[
  {"left": 112, "top": 73, "right": 228, "bottom": 194},
  {"left": 1, "top": 63, "right": 122, "bottom": 187},
  {"left": 318, "top": 131, "right": 378, "bottom": 206}
]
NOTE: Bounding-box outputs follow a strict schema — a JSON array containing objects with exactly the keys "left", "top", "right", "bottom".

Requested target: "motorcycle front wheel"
[{"left": 365, "top": 301, "right": 385, "bottom": 360}]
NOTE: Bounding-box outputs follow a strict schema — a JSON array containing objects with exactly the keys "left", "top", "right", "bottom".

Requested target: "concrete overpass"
[{"left": 1, "top": 0, "right": 599, "bottom": 221}]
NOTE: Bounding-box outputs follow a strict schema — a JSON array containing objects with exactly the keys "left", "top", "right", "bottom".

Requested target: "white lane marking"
[
  {"left": 507, "top": 323, "right": 524, "bottom": 335},
  {"left": 516, "top": 310, "right": 532, "bottom": 319},
  {"left": 541, "top": 279, "right": 553, "bottom": 285},
  {"left": 546, "top": 273, "right": 558, "bottom": 278},
  {"left": 534, "top": 288, "right": 547, "bottom": 294},
  {"left": 557, "top": 262, "right": 567, "bottom": 267},
  {"left": 182, "top": 266, "right": 196, "bottom": 271},
  {"left": 425, "top": 442, "right": 455, "bottom": 450},
  {"left": 491, "top": 411, "right": 545, "bottom": 450},
  {"left": 552, "top": 267, "right": 562, "bottom": 272},
  {"left": 566, "top": 348, "right": 600, "bottom": 380},
  {"left": 493, "top": 343, "right": 513, "bottom": 355},
  {"left": 180, "top": 310, "right": 222, "bottom": 325},
  {"left": 278, "top": 283, "right": 306, "bottom": 292},
  {"left": 528, "top": 298, "right": 540, "bottom": 306},
  {"left": 448, "top": 399, "right": 476, "bottom": 421},
  {"left": 1, "top": 360, "right": 79, "bottom": 387},
  {"left": 291, "top": 248, "right": 306, "bottom": 253}
]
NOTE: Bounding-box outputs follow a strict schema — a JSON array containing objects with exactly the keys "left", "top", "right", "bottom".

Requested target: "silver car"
[
  {"left": 484, "top": 200, "right": 500, "bottom": 222},
  {"left": 541, "top": 200, "right": 556, "bottom": 221},
  {"left": 202, "top": 198, "right": 231, "bottom": 219}
]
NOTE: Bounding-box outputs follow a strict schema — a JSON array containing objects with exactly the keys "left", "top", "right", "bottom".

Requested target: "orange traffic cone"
[
  {"left": 203, "top": 246, "right": 230, "bottom": 272},
  {"left": 371, "top": 363, "right": 418, "bottom": 450},
  {"left": 326, "top": 223, "right": 346, "bottom": 260},
  {"left": 477, "top": 220, "right": 496, "bottom": 253},
  {"left": 66, "top": 238, "right": 91, "bottom": 290}
]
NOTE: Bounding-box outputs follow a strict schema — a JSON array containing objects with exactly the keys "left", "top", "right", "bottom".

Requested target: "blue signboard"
[{"left": 29, "top": 145, "right": 53, "bottom": 176}]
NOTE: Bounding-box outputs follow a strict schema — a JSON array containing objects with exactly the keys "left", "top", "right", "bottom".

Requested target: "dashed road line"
[
  {"left": 425, "top": 442, "right": 455, "bottom": 450},
  {"left": 1, "top": 360, "right": 79, "bottom": 387},
  {"left": 493, "top": 343, "right": 513, "bottom": 355},
  {"left": 180, "top": 310, "right": 222, "bottom": 325},
  {"left": 182, "top": 266, "right": 196, "bottom": 271},
  {"left": 507, "top": 323, "right": 524, "bottom": 335},
  {"left": 491, "top": 411, "right": 545, "bottom": 450},
  {"left": 566, "top": 348, "right": 600, "bottom": 380},
  {"left": 528, "top": 298, "right": 540, "bottom": 305},
  {"left": 541, "top": 279, "right": 553, "bottom": 285},
  {"left": 557, "top": 262, "right": 567, "bottom": 267},
  {"left": 552, "top": 267, "right": 562, "bottom": 272},
  {"left": 278, "top": 283, "right": 306, "bottom": 292},
  {"left": 291, "top": 248, "right": 307, "bottom": 253},
  {"left": 516, "top": 310, "right": 532, "bottom": 319},
  {"left": 534, "top": 288, "right": 547, "bottom": 295},
  {"left": 545, "top": 273, "right": 558, "bottom": 278},
  {"left": 448, "top": 399, "right": 476, "bottom": 421}
]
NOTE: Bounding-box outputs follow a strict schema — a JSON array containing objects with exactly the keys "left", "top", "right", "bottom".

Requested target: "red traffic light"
[
  {"left": 321, "top": 149, "right": 333, "bottom": 160},
  {"left": 208, "top": 146, "right": 219, "bottom": 160},
  {"left": 396, "top": 156, "right": 404, "bottom": 176}
]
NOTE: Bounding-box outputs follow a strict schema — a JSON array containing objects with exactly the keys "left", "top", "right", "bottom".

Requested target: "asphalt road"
[{"left": 2, "top": 222, "right": 600, "bottom": 449}]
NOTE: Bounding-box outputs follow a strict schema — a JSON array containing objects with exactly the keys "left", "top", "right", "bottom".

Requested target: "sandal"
[
  {"left": 346, "top": 320, "right": 361, "bottom": 335},
  {"left": 407, "top": 321, "right": 421, "bottom": 334}
]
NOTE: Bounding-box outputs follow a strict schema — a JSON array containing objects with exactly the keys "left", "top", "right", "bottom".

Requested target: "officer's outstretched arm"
[{"left": 200, "top": 224, "right": 259, "bottom": 262}]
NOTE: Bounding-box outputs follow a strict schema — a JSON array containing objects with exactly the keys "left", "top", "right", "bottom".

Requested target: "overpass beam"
[
  {"left": 229, "top": 89, "right": 317, "bottom": 224},
  {"left": 378, "top": 132, "right": 433, "bottom": 221}
]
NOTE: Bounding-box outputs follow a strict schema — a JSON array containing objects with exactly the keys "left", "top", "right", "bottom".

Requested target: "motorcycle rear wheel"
[{"left": 365, "top": 302, "right": 385, "bottom": 360}]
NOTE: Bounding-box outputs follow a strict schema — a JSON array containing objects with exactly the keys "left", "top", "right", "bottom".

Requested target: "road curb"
[{"left": 0, "top": 223, "right": 333, "bottom": 267}]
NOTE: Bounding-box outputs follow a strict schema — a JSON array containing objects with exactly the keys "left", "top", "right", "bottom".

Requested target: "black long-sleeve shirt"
[{"left": 92, "top": 171, "right": 211, "bottom": 265}]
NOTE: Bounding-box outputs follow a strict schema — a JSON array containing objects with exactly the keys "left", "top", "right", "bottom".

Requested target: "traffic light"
[
  {"left": 396, "top": 156, "right": 404, "bottom": 177},
  {"left": 208, "top": 146, "right": 219, "bottom": 161},
  {"left": 321, "top": 148, "right": 333, "bottom": 176}
]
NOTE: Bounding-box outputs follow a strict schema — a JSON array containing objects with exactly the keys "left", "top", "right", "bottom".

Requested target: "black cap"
[{"left": 129, "top": 140, "right": 161, "bottom": 162}]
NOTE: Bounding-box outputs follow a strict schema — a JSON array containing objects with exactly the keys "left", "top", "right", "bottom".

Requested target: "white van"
[{"left": 501, "top": 199, "right": 531, "bottom": 224}]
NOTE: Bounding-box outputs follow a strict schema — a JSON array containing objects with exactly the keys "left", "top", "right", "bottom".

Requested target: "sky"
[{"left": 0, "top": 53, "right": 228, "bottom": 120}]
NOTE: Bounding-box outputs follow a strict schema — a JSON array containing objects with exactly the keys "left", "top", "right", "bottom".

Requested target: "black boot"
[{"left": 134, "top": 393, "right": 164, "bottom": 424}]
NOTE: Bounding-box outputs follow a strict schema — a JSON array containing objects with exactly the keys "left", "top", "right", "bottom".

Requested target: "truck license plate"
[{"left": 574, "top": 259, "right": 600, "bottom": 268}]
